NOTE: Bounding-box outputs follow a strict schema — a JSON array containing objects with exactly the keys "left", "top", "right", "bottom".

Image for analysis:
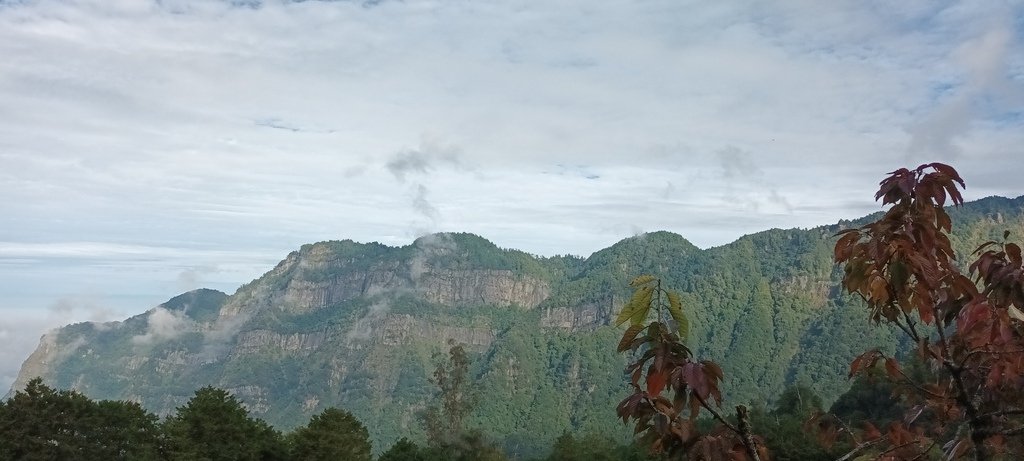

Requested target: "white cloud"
[
  {"left": 0, "top": 0, "right": 1022, "bottom": 385},
  {"left": 132, "top": 307, "right": 194, "bottom": 345}
]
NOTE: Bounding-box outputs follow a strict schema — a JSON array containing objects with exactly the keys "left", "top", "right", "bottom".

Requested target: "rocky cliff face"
[
  {"left": 416, "top": 269, "right": 550, "bottom": 308},
  {"left": 539, "top": 302, "right": 610, "bottom": 331},
  {"left": 5, "top": 333, "right": 59, "bottom": 400},
  {"left": 219, "top": 239, "right": 551, "bottom": 318}
]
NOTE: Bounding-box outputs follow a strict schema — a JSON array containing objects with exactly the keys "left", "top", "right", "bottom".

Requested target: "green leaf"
[
  {"left": 630, "top": 275, "right": 656, "bottom": 288},
  {"left": 629, "top": 286, "right": 654, "bottom": 326},
  {"left": 666, "top": 290, "right": 688, "bottom": 339},
  {"left": 614, "top": 303, "right": 634, "bottom": 327}
]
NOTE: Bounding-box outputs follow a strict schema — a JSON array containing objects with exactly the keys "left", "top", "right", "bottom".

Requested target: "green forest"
[{"left": 0, "top": 354, "right": 899, "bottom": 460}]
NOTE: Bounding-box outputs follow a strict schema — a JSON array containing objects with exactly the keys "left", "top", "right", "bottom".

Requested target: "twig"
[{"left": 873, "top": 439, "right": 924, "bottom": 460}]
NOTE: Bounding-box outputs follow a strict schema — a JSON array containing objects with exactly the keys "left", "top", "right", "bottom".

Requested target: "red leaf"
[
  {"left": 647, "top": 368, "right": 668, "bottom": 396},
  {"left": 1007, "top": 243, "right": 1022, "bottom": 267},
  {"left": 884, "top": 357, "right": 901, "bottom": 379}
]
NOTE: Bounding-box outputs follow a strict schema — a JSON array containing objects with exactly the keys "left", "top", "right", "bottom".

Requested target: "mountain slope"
[{"left": 9, "top": 196, "right": 1024, "bottom": 457}]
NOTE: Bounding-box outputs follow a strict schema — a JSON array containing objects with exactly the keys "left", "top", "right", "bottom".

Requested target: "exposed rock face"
[
  {"left": 282, "top": 267, "right": 408, "bottom": 313},
  {"left": 236, "top": 330, "right": 328, "bottom": 355},
  {"left": 372, "top": 314, "right": 495, "bottom": 348},
  {"left": 5, "top": 332, "right": 59, "bottom": 399},
  {"left": 540, "top": 304, "right": 608, "bottom": 331},
  {"left": 416, "top": 269, "right": 549, "bottom": 309},
  {"left": 776, "top": 275, "right": 831, "bottom": 307},
  {"left": 220, "top": 252, "right": 409, "bottom": 317},
  {"left": 221, "top": 242, "right": 551, "bottom": 316},
  {"left": 155, "top": 351, "right": 204, "bottom": 373}
]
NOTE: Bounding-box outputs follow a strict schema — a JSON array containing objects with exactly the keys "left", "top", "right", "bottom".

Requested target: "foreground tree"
[
  {"left": 287, "top": 407, "right": 371, "bottom": 461},
  {"left": 820, "top": 163, "right": 1024, "bottom": 460},
  {"left": 163, "top": 386, "right": 286, "bottom": 461},
  {"left": 614, "top": 276, "right": 768, "bottom": 460},
  {"left": 0, "top": 378, "right": 161, "bottom": 460}
]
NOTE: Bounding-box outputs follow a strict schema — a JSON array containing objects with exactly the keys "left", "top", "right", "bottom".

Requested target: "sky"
[{"left": 1, "top": 0, "right": 1023, "bottom": 392}]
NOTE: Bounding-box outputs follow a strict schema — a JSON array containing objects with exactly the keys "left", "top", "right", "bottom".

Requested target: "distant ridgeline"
[{"left": 9, "top": 195, "right": 1024, "bottom": 458}]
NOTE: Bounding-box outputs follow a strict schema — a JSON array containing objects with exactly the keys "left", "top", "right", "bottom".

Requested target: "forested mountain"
[{"left": 9, "top": 195, "right": 1024, "bottom": 457}]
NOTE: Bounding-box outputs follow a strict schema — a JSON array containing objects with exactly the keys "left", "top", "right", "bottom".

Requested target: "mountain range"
[{"left": 9, "top": 195, "right": 1024, "bottom": 457}]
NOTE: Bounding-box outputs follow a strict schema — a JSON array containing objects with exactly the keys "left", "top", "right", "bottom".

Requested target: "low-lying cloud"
[
  {"left": 345, "top": 300, "right": 390, "bottom": 342},
  {"left": 132, "top": 307, "right": 194, "bottom": 345}
]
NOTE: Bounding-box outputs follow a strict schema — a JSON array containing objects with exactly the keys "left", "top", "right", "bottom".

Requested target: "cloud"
[
  {"left": 48, "top": 297, "right": 112, "bottom": 318},
  {"left": 344, "top": 300, "right": 390, "bottom": 342},
  {"left": 714, "top": 146, "right": 793, "bottom": 214},
  {"left": 718, "top": 146, "right": 762, "bottom": 180},
  {"left": 385, "top": 138, "right": 464, "bottom": 182},
  {"left": 907, "top": 26, "right": 1023, "bottom": 160},
  {"left": 384, "top": 138, "right": 465, "bottom": 233},
  {"left": 0, "top": 0, "right": 1023, "bottom": 379},
  {"left": 132, "top": 307, "right": 194, "bottom": 345},
  {"left": 176, "top": 265, "right": 220, "bottom": 292},
  {"left": 386, "top": 151, "right": 433, "bottom": 182},
  {"left": 198, "top": 312, "right": 251, "bottom": 362},
  {"left": 412, "top": 184, "right": 439, "bottom": 221}
]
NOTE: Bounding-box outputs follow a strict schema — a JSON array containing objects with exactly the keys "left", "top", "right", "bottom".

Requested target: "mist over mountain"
[{"left": 9, "top": 195, "right": 1024, "bottom": 457}]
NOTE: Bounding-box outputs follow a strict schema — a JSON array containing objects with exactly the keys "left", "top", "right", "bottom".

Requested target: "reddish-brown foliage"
[{"left": 826, "top": 163, "right": 1024, "bottom": 460}]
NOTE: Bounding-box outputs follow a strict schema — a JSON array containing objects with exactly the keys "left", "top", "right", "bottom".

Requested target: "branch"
[
  {"left": 1002, "top": 426, "right": 1024, "bottom": 437},
  {"left": 892, "top": 315, "right": 919, "bottom": 342},
  {"left": 873, "top": 439, "right": 925, "bottom": 460},
  {"left": 691, "top": 393, "right": 764, "bottom": 461},
  {"left": 892, "top": 365, "right": 946, "bottom": 401},
  {"left": 959, "top": 348, "right": 1024, "bottom": 368},
  {"left": 692, "top": 391, "right": 738, "bottom": 434},
  {"left": 907, "top": 441, "right": 938, "bottom": 461},
  {"left": 935, "top": 315, "right": 989, "bottom": 461},
  {"left": 979, "top": 408, "right": 1024, "bottom": 419},
  {"left": 899, "top": 309, "right": 923, "bottom": 343},
  {"left": 735, "top": 405, "right": 763, "bottom": 461},
  {"left": 836, "top": 438, "right": 884, "bottom": 461}
]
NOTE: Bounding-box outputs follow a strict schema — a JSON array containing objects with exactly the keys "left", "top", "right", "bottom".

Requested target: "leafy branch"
[{"left": 615, "top": 275, "right": 766, "bottom": 460}]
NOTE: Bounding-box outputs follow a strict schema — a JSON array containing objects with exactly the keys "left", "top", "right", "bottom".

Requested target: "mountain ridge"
[{"left": 8, "top": 195, "right": 1024, "bottom": 457}]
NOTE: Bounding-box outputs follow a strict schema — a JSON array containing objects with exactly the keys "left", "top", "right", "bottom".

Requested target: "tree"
[
  {"left": 422, "top": 340, "right": 475, "bottom": 446},
  {"left": 753, "top": 384, "right": 833, "bottom": 460},
  {"left": 287, "top": 407, "right": 371, "bottom": 461},
  {"left": 828, "top": 363, "right": 906, "bottom": 429},
  {"left": 614, "top": 275, "right": 768, "bottom": 460},
  {"left": 0, "top": 378, "right": 162, "bottom": 460},
  {"left": 418, "top": 341, "right": 508, "bottom": 460},
  {"left": 162, "top": 386, "right": 286, "bottom": 461},
  {"left": 83, "top": 399, "right": 163, "bottom": 460},
  {"left": 544, "top": 432, "right": 634, "bottom": 461},
  {"left": 379, "top": 437, "right": 428, "bottom": 461},
  {"left": 822, "top": 163, "right": 1024, "bottom": 460},
  {"left": 0, "top": 378, "right": 94, "bottom": 460},
  {"left": 423, "top": 431, "right": 509, "bottom": 461}
]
